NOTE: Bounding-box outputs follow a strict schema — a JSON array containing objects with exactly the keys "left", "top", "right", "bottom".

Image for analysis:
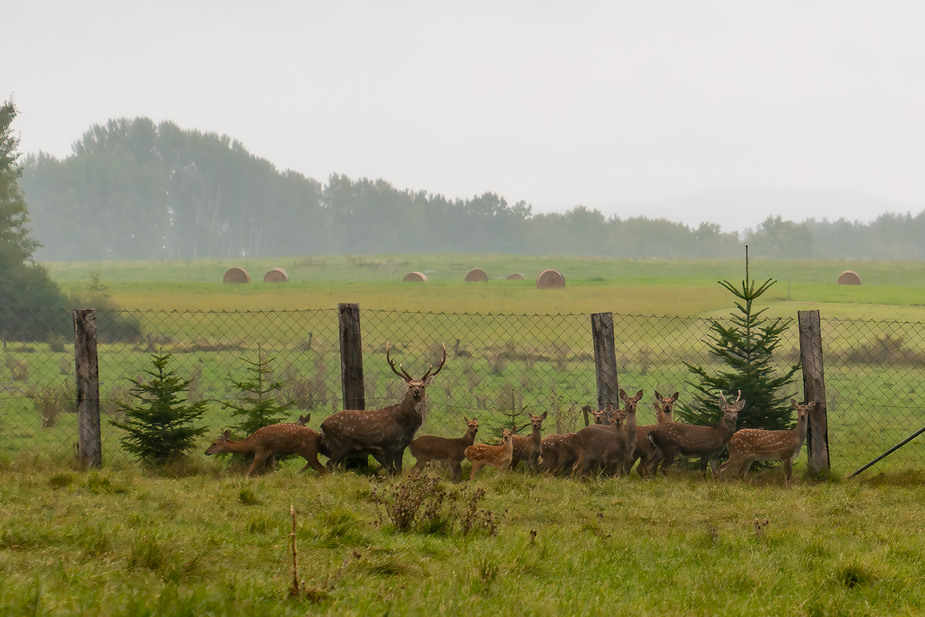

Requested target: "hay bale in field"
[
  {"left": 263, "top": 268, "right": 289, "bottom": 283},
  {"left": 465, "top": 268, "right": 488, "bottom": 282},
  {"left": 506, "top": 272, "right": 525, "bottom": 280},
  {"left": 223, "top": 267, "right": 250, "bottom": 284},
  {"left": 402, "top": 271, "right": 428, "bottom": 282},
  {"left": 536, "top": 269, "right": 566, "bottom": 289},
  {"left": 837, "top": 270, "right": 861, "bottom": 285}
]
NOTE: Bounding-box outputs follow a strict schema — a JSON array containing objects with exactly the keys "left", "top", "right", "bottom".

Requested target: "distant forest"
[{"left": 20, "top": 117, "right": 925, "bottom": 261}]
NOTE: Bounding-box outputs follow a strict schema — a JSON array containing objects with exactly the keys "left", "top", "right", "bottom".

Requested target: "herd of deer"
[{"left": 205, "top": 344, "right": 815, "bottom": 485}]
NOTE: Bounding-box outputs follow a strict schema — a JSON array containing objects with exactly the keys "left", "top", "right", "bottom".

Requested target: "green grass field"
[{"left": 2, "top": 254, "right": 925, "bottom": 615}]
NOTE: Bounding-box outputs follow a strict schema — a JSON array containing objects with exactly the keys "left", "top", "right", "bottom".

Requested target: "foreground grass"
[{"left": 1, "top": 464, "right": 923, "bottom": 617}]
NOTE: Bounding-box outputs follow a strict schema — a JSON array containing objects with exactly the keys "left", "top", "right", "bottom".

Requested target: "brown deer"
[
  {"left": 510, "top": 411, "right": 548, "bottom": 472},
  {"left": 321, "top": 343, "right": 446, "bottom": 475},
  {"left": 408, "top": 417, "right": 479, "bottom": 481},
  {"left": 539, "top": 403, "right": 616, "bottom": 475},
  {"left": 647, "top": 391, "right": 744, "bottom": 478},
  {"left": 571, "top": 389, "right": 643, "bottom": 478},
  {"left": 629, "top": 391, "right": 679, "bottom": 476},
  {"left": 204, "top": 422, "right": 326, "bottom": 477},
  {"left": 538, "top": 432, "right": 577, "bottom": 475},
  {"left": 718, "top": 400, "right": 814, "bottom": 485},
  {"left": 465, "top": 429, "right": 514, "bottom": 479}
]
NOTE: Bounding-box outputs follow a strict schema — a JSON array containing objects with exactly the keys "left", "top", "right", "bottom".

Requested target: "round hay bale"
[
  {"left": 465, "top": 268, "right": 488, "bottom": 282},
  {"left": 402, "top": 271, "right": 428, "bottom": 282},
  {"left": 536, "top": 269, "right": 566, "bottom": 289},
  {"left": 263, "top": 268, "right": 289, "bottom": 283},
  {"left": 506, "top": 272, "right": 525, "bottom": 280},
  {"left": 223, "top": 267, "right": 250, "bottom": 284},
  {"left": 837, "top": 270, "right": 861, "bottom": 285}
]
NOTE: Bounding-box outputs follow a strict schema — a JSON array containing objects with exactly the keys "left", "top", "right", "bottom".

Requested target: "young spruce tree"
[
  {"left": 679, "top": 250, "right": 801, "bottom": 432},
  {"left": 112, "top": 353, "right": 208, "bottom": 465},
  {"left": 224, "top": 346, "right": 292, "bottom": 436}
]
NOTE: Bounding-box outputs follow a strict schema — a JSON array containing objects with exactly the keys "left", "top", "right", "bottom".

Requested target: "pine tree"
[
  {"left": 224, "top": 346, "right": 291, "bottom": 436},
  {"left": 111, "top": 354, "right": 208, "bottom": 465},
  {"left": 680, "top": 250, "right": 801, "bottom": 432}
]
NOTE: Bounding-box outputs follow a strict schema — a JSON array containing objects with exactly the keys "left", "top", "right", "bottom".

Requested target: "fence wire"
[{"left": 1, "top": 308, "right": 922, "bottom": 475}]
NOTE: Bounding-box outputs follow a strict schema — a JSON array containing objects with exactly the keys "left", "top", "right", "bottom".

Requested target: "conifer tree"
[
  {"left": 111, "top": 354, "right": 208, "bottom": 465},
  {"left": 224, "top": 346, "right": 291, "bottom": 436},
  {"left": 679, "top": 249, "right": 801, "bottom": 432}
]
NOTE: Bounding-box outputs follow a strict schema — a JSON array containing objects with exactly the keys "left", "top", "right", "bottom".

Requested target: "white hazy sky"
[{"left": 5, "top": 1, "right": 925, "bottom": 232}]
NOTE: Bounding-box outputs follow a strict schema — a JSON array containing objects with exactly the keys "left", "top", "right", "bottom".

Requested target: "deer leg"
[
  {"left": 469, "top": 462, "right": 482, "bottom": 480},
  {"left": 783, "top": 459, "right": 793, "bottom": 486},
  {"left": 298, "top": 453, "right": 326, "bottom": 475},
  {"left": 246, "top": 451, "right": 271, "bottom": 477},
  {"left": 449, "top": 461, "right": 462, "bottom": 482}
]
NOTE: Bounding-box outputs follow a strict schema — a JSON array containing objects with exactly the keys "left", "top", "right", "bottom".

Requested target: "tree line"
[{"left": 19, "top": 117, "right": 925, "bottom": 261}]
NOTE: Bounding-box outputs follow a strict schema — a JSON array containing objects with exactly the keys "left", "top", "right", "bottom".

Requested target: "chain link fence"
[{"left": 2, "top": 307, "right": 923, "bottom": 475}]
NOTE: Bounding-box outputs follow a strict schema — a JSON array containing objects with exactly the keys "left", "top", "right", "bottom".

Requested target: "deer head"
[
  {"left": 387, "top": 341, "right": 446, "bottom": 403},
  {"left": 719, "top": 390, "right": 745, "bottom": 427}
]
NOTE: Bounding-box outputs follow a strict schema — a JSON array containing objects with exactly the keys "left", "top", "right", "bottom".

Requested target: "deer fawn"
[
  {"left": 571, "top": 389, "right": 643, "bottom": 478},
  {"left": 465, "top": 429, "right": 514, "bottom": 479},
  {"left": 718, "top": 400, "right": 814, "bottom": 485},
  {"left": 204, "top": 421, "right": 326, "bottom": 477},
  {"left": 321, "top": 343, "right": 446, "bottom": 475},
  {"left": 629, "top": 391, "right": 678, "bottom": 476},
  {"left": 510, "top": 411, "right": 548, "bottom": 472},
  {"left": 647, "top": 390, "right": 744, "bottom": 478},
  {"left": 408, "top": 417, "right": 479, "bottom": 481}
]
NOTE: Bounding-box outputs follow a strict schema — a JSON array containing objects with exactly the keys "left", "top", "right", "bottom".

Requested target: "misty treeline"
[{"left": 20, "top": 117, "right": 925, "bottom": 261}]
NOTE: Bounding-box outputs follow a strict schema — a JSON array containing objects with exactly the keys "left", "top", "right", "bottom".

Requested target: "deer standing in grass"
[
  {"left": 539, "top": 404, "right": 612, "bottom": 475},
  {"left": 571, "top": 389, "right": 643, "bottom": 478},
  {"left": 204, "top": 421, "right": 326, "bottom": 477},
  {"left": 321, "top": 343, "right": 446, "bottom": 475},
  {"left": 408, "top": 417, "right": 479, "bottom": 481},
  {"left": 465, "top": 429, "right": 514, "bottom": 479},
  {"left": 647, "top": 391, "right": 744, "bottom": 478},
  {"left": 628, "top": 391, "right": 678, "bottom": 476},
  {"left": 510, "top": 411, "right": 548, "bottom": 472},
  {"left": 718, "top": 400, "right": 814, "bottom": 485}
]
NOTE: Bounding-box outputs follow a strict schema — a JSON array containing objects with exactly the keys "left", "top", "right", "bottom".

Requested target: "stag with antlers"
[{"left": 321, "top": 343, "right": 446, "bottom": 475}]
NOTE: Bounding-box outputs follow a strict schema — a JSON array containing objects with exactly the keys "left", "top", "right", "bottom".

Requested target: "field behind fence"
[{"left": 2, "top": 307, "right": 924, "bottom": 476}]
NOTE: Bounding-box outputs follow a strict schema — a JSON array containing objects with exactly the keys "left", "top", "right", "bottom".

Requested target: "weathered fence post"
[
  {"left": 338, "top": 303, "right": 365, "bottom": 410},
  {"left": 591, "top": 312, "right": 620, "bottom": 409},
  {"left": 73, "top": 308, "right": 102, "bottom": 468},
  {"left": 798, "top": 309, "right": 830, "bottom": 477}
]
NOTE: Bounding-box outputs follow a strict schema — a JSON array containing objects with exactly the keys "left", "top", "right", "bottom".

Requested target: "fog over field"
[{"left": 6, "top": 1, "right": 925, "bottom": 233}]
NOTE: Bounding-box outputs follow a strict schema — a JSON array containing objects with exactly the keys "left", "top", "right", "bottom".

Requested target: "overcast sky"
[{"left": 5, "top": 1, "right": 925, "bottom": 232}]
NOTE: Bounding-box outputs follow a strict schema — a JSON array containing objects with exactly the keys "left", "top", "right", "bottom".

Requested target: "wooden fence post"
[
  {"left": 591, "top": 312, "right": 620, "bottom": 410},
  {"left": 73, "top": 309, "right": 102, "bottom": 468},
  {"left": 798, "top": 309, "right": 830, "bottom": 477},
  {"left": 338, "top": 303, "right": 365, "bottom": 410}
]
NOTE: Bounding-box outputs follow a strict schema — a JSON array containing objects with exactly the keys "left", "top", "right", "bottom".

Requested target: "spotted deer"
[
  {"left": 629, "top": 391, "right": 678, "bottom": 476},
  {"left": 204, "top": 422, "right": 326, "bottom": 477},
  {"left": 718, "top": 400, "right": 814, "bottom": 485},
  {"left": 465, "top": 429, "right": 514, "bottom": 479},
  {"left": 571, "top": 389, "right": 643, "bottom": 478},
  {"left": 408, "top": 417, "right": 479, "bottom": 481},
  {"left": 510, "top": 411, "right": 548, "bottom": 472},
  {"left": 647, "top": 391, "right": 744, "bottom": 478},
  {"left": 320, "top": 343, "right": 446, "bottom": 475}
]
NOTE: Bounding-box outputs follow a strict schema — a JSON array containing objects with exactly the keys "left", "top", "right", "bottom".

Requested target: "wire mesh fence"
[{"left": 1, "top": 307, "right": 923, "bottom": 475}]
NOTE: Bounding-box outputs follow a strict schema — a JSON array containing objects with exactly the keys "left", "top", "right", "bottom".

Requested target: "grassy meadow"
[{"left": 1, "top": 254, "right": 924, "bottom": 615}]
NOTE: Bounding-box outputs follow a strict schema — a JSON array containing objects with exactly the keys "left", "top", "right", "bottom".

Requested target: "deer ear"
[
  {"left": 540, "top": 411, "right": 548, "bottom": 420},
  {"left": 671, "top": 392, "right": 679, "bottom": 401},
  {"left": 619, "top": 388, "right": 627, "bottom": 401},
  {"left": 635, "top": 390, "right": 643, "bottom": 400},
  {"left": 423, "top": 375, "right": 436, "bottom": 386},
  {"left": 806, "top": 402, "right": 816, "bottom": 410},
  {"left": 735, "top": 400, "right": 746, "bottom": 411},
  {"left": 221, "top": 429, "right": 231, "bottom": 440}
]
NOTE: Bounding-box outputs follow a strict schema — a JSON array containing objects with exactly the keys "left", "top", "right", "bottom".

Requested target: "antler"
[
  {"left": 386, "top": 342, "right": 413, "bottom": 381},
  {"left": 420, "top": 343, "right": 447, "bottom": 381}
]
